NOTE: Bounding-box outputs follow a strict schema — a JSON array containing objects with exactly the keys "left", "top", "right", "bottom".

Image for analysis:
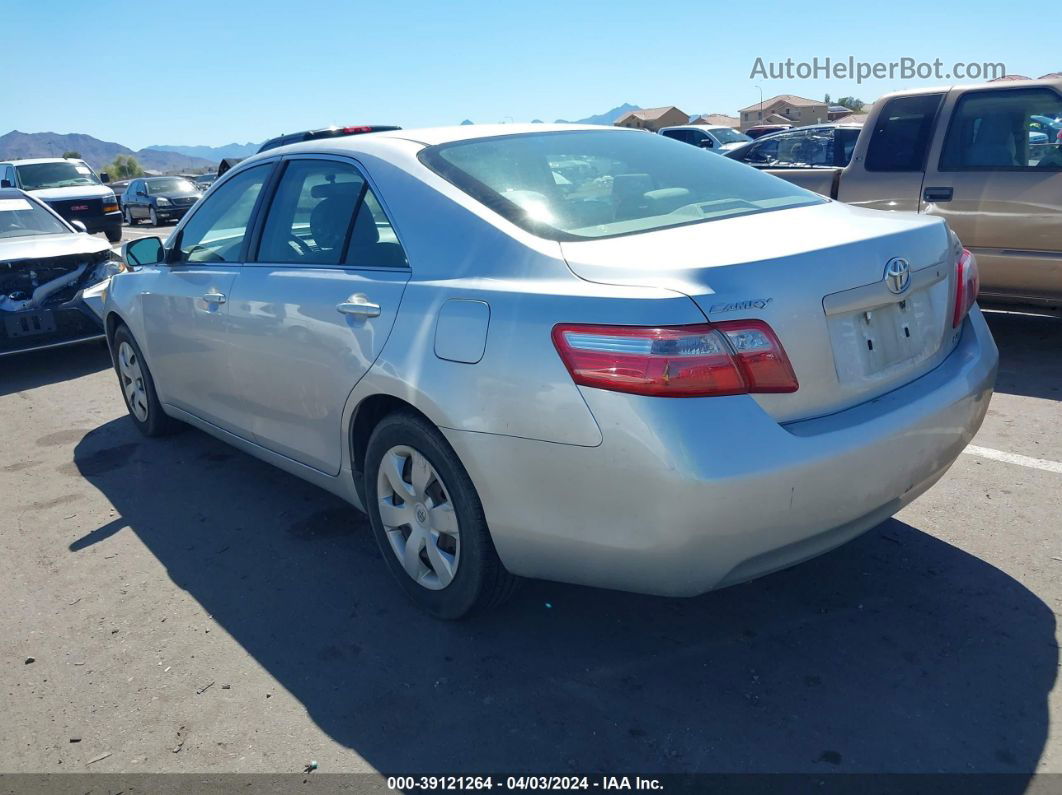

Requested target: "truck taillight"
[
  {"left": 552, "top": 321, "right": 798, "bottom": 398},
  {"left": 953, "top": 248, "right": 979, "bottom": 328}
]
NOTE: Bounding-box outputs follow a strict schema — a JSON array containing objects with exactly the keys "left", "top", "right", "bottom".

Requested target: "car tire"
[
  {"left": 106, "top": 226, "right": 122, "bottom": 243},
  {"left": 364, "top": 411, "right": 518, "bottom": 619},
  {"left": 149, "top": 207, "right": 159, "bottom": 226},
  {"left": 111, "top": 324, "right": 181, "bottom": 437}
]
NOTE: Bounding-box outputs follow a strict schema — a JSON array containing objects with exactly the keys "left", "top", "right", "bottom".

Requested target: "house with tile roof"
[{"left": 738, "top": 95, "right": 828, "bottom": 132}]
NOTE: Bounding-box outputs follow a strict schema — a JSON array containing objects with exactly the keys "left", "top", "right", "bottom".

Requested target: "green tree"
[
  {"left": 62, "top": 150, "right": 82, "bottom": 159},
  {"left": 104, "top": 155, "right": 144, "bottom": 179},
  {"left": 837, "top": 96, "right": 865, "bottom": 112},
  {"left": 823, "top": 94, "right": 831, "bottom": 105}
]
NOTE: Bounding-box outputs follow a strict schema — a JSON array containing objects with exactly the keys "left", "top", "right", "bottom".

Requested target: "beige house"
[
  {"left": 691, "top": 113, "right": 740, "bottom": 128},
  {"left": 738, "top": 95, "right": 828, "bottom": 131},
  {"left": 614, "top": 106, "right": 689, "bottom": 131}
]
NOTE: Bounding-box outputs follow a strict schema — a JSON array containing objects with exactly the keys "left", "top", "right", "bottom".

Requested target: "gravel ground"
[{"left": 0, "top": 309, "right": 1059, "bottom": 779}]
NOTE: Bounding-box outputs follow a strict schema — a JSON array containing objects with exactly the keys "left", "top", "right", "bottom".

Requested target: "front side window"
[
  {"left": 865, "top": 94, "right": 943, "bottom": 172},
  {"left": 15, "top": 161, "right": 101, "bottom": 190},
  {"left": 421, "top": 130, "right": 823, "bottom": 240},
  {"left": 0, "top": 196, "right": 69, "bottom": 239},
  {"left": 940, "top": 88, "right": 1062, "bottom": 171},
  {"left": 176, "top": 164, "right": 270, "bottom": 263}
]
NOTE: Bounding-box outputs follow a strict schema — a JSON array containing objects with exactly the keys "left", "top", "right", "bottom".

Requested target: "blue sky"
[{"left": 4, "top": 0, "right": 1051, "bottom": 149}]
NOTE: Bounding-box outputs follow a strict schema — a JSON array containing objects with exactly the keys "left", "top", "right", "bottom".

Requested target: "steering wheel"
[{"left": 287, "top": 232, "right": 313, "bottom": 257}]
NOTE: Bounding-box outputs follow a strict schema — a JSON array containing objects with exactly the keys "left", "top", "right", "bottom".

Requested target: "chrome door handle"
[
  {"left": 202, "top": 291, "right": 226, "bottom": 305},
  {"left": 336, "top": 294, "right": 381, "bottom": 318}
]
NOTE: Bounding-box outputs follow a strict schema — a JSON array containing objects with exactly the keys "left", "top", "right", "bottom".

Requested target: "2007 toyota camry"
[{"left": 107, "top": 124, "right": 998, "bottom": 618}]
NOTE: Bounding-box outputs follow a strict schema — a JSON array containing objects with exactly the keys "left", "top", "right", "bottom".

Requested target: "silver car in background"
[{"left": 105, "top": 125, "right": 998, "bottom": 618}]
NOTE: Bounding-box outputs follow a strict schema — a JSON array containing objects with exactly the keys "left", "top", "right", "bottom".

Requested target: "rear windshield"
[
  {"left": 15, "top": 161, "right": 101, "bottom": 191},
  {"left": 710, "top": 128, "right": 752, "bottom": 144},
  {"left": 420, "top": 130, "right": 823, "bottom": 240},
  {"left": 146, "top": 177, "right": 197, "bottom": 194},
  {"left": 0, "top": 196, "right": 69, "bottom": 239}
]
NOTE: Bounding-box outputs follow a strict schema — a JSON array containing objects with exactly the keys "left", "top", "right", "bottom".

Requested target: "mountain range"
[
  {"left": 146, "top": 142, "right": 262, "bottom": 161},
  {"left": 0, "top": 130, "right": 216, "bottom": 173},
  {"left": 0, "top": 106, "right": 647, "bottom": 176}
]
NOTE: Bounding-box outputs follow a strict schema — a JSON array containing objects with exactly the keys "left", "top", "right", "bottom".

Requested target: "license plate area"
[
  {"left": 4, "top": 310, "right": 57, "bottom": 338},
  {"left": 827, "top": 286, "right": 941, "bottom": 384}
]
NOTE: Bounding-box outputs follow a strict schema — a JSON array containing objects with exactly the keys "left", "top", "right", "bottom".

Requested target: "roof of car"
[
  {"left": 0, "top": 187, "right": 29, "bottom": 199},
  {"left": 0, "top": 157, "right": 87, "bottom": 166},
  {"left": 658, "top": 125, "right": 738, "bottom": 132}
]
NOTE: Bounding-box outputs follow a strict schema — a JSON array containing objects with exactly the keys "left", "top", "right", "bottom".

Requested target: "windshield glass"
[
  {"left": 421, "top": 130, "right": 823, "bottom": 240},
  {"left": 15, "top": 161, "right": 101, "bottom": 190},
  {"left": 710, "top": 128, "right": 752, "bottom": 144},
  {"left": 146, "top": 178, "right": 198, "bottom": 195},
  {"left": 0, "top": 197, "right": 70, "bottom": 239}
]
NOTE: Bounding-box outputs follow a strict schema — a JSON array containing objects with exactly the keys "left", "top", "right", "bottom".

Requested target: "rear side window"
[
  {"left": 176, "top": 164, "right": 270, "bottom": 263},
  {"left": 661, "top": 129, "right": 691, "bottom": 144},
  {"left": 865, "top": 94, "right": 943, "bottom": 172},
  {"left": 939, "top": 88, "right": 1062, "bottom": 171},
  {"left": 256, "top": 159, "right": 408, "bottom": 268},
  {"left": 836, "top": 128, "right": 860, "bottom": 166}
]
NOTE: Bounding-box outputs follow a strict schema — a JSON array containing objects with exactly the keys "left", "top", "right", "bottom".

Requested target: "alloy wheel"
[
  {"left": 376, "top": 445, "right": 460, "bottom": 590},
  {"left": 117, "top": 341, "right": 149, "bottom": 422}
]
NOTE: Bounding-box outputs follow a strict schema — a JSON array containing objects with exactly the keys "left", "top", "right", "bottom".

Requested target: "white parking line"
[{"left": 963, "top": 445, "right": 1062, "bottom": 474}]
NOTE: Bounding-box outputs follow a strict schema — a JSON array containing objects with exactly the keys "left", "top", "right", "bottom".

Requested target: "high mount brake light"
[
  {"left": 552, "top": 321, "right": 798, "bottom": 398},
  {"left": 953, "top": 248, "right": 979, "bottom": 328}
]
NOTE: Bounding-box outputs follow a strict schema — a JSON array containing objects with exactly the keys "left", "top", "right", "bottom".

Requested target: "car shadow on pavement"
[
  {"left": 983, "top": 310, "right": 1062, "bottom": 401},
  {"left": 69, "top": 418, "right": 1057, "bottom": 780},
  {"left": 0, "top": 342, "right": 111, "bottom": 398}
]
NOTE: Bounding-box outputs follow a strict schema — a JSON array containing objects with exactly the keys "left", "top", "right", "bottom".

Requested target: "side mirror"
[
  {"left": 0, "top": 179, "right": 11, "bottom": 188},
  {"left": 70, "top": 220, "right": 88, "bottom": 233},
  {"left": 100, "top": 172, "right": 110, "bottom": 183},
  {"left": 122, "top": 236, "right": 165, "bottom": 268}
]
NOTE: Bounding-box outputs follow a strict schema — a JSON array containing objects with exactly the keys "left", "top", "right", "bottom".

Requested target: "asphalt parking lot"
[{"left": 0, "top": 308, "right": 1059, "bottom": 780}]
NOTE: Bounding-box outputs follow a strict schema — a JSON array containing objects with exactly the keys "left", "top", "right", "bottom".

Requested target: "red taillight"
[
  {"left": 952, "top": 248, "right": 979, "bottom": 328},
  {"left": 341, "top": 125, "right": 374, "bottom": 134},
  {"left": 552, "top": 321, "right": 798, "bottom": 398}
]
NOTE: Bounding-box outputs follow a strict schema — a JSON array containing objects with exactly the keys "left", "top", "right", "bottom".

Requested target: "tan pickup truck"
[{"left": 745, "top": 78, "right": 1062, "bottom": 308}]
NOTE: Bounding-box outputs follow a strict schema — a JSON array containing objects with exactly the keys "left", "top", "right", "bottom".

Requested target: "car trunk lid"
[{"left": 559, "top": 201, "right": 958, "bottom": 423}]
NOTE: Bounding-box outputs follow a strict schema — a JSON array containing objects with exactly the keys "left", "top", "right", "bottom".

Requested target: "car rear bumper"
[{"left": 444, "top": 308, "right": 998, "bottom": 596}]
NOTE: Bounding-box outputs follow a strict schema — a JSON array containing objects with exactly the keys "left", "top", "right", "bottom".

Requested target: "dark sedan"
[{"left": 122, "top": 177, "right": 202, "bottom": 226}]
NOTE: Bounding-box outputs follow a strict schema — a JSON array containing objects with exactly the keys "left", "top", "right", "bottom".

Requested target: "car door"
[
  {"left": 133, "top": 181, "right": 147, "bottom": 218},
  {"left": 225, "top": 155, "right": 411, "bottom": 475},
  {"left": 140, "top": 162, "right": 274, "bottom": 433},
  {"left": 921, "top": 85, "right": 1062, "bottom": 302}
]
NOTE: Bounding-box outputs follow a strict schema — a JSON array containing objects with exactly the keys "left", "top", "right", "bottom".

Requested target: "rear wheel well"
[{"left": 350, "top": 395, "right": 435, "bottom": 495}]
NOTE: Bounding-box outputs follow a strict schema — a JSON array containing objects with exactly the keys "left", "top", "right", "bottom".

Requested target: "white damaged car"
[{"left": 0, "top": 188, "right": 124, "bottom": 356}]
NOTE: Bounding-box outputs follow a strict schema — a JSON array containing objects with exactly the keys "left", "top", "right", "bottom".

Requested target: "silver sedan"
[{"left": 106, "top": 124, "right": 998, "bottom": 618}]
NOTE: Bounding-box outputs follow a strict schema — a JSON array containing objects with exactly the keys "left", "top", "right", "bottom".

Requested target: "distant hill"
[
  {"left": 0, "top": 130, "right": 216, "bottom": 174},
  {"left": 555, "top": 103, "right": 640, "bottom": 126},
  {"left": 145, "top": 142, "right": 261, "bottom": 161}
]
